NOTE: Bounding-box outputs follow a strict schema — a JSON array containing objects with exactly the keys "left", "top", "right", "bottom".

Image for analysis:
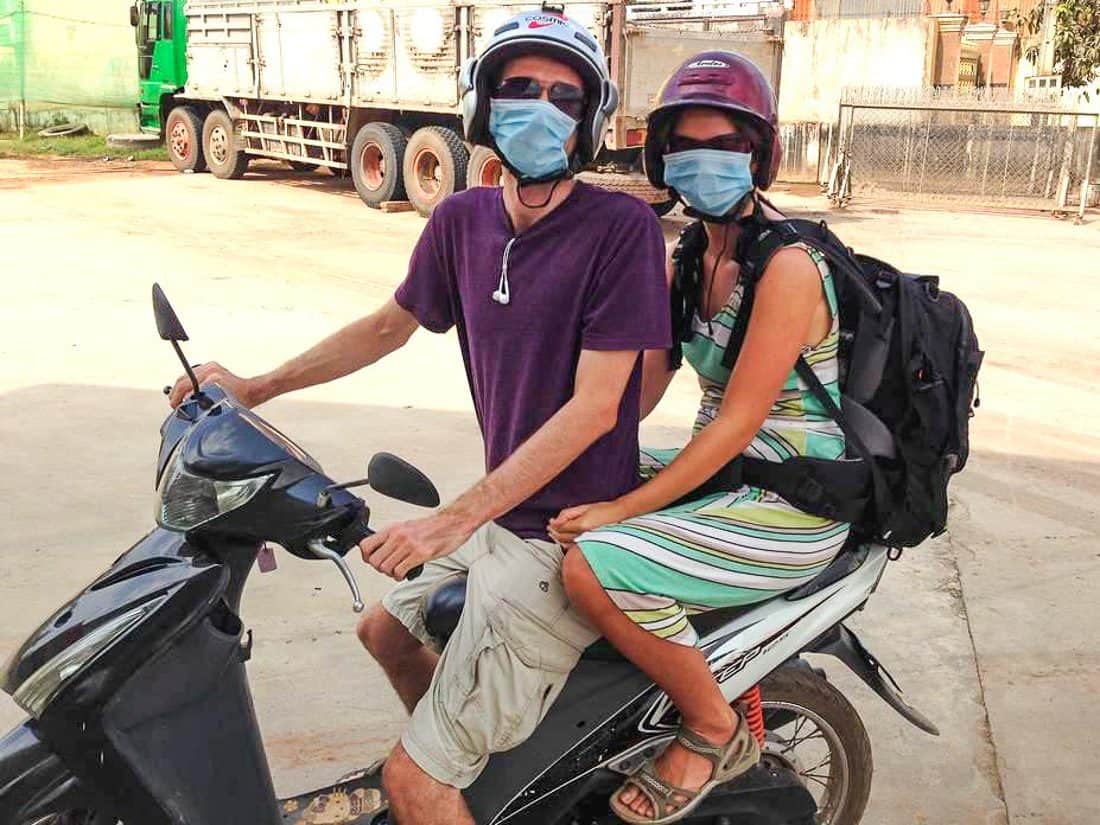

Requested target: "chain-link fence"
[{"left": 833, "top": 88, "right": 1100, "bottom": 215}]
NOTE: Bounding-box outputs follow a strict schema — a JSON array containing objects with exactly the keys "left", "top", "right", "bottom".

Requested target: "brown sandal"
[{"left": 609, "top": 720, "right": 761, "bottom": 824}]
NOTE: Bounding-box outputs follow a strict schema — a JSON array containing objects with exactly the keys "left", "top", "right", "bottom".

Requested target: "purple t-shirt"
[{"left": 394, "top": 182, "right": 670, "bottom": 540}]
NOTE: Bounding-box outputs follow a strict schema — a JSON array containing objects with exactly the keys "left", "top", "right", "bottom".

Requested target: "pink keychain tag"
[{"left": 256, "top": 544, "right": 278, "bottom": 573}]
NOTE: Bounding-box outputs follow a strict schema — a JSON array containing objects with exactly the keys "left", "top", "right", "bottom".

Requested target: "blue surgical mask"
[
  {"left": 663, "top": 149, "right": 754, "bottom": 218},
  {"left": 489, "top": 98, "right": 577, "bottom": 181}
]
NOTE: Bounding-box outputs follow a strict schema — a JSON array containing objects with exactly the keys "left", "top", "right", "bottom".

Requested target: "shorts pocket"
[
  {"left": 479, "top": 543, "right": 595, "bottom": 672},
  {"left": 442, "top": 620, "right": 568, "bottom": 757}
]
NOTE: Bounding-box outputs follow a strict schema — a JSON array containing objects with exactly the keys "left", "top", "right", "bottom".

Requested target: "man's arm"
[
  {"left": 168, "top": 297, "right": 419, "bottom": 408},
  {"left": 360, "top": 348, "right": 639, "bottom": 579}
]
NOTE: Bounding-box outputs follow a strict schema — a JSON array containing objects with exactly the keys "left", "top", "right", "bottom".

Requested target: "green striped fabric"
[{"left": 577, "top": 244, "right": 850, "bottom": 647}]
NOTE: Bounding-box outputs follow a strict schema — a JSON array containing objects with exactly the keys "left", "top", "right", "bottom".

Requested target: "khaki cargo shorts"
[{"left": 382, "top": 522, "right": 598, "bottom": 789}]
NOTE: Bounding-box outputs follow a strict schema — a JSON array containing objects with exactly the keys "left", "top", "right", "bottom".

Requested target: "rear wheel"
[
  {"left": 202, "top": 109, "right": 249, "bottom": 180},
  {"left": 466, "top": 145, "right": 503, "bottom": 189},
  {"left": 350, "top": 122, "right": 407, "bottom": 208},
  {"left": 761, "top": 666, "right": 873, "bottom": 825},
  {"left": 403, "top": 126, "right": 468, "bottom": 216},
  {"left": 165, "top": 106, "right": 206, "bottom": 173}
]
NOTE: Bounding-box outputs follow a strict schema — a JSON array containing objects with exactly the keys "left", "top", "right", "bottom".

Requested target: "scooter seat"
[
  {"left": 423, "top": 576, "right": 756, "bottom": 658},
  {"left": 423, "top": 574, "right": 468, "bottom": 644},
  {"left": 423, "top": 544, "right": 868, "bottom": 652}
]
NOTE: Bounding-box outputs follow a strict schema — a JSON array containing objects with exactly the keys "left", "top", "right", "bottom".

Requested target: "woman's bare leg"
[{"left": 562, "top": 549, "right": 739, "bottom": 819}]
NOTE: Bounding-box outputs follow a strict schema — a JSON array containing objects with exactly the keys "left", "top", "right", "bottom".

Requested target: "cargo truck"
[{"left": 131, "top": 0, "right": 785, "bottom": 215}]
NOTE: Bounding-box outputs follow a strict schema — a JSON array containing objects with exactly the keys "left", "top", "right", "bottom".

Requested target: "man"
[{"left": 170, "top": 9, "right": 669, "bottom": 824}]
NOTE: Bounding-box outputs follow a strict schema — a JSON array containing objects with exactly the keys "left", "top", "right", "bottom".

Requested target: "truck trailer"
[{"left": 131, "top": 0, "right": 785, "bottom": 215}]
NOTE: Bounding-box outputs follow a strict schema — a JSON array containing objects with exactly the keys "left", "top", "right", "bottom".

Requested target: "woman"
[{"left": 548, "top": 52, "right": 850, "bottom": 824}]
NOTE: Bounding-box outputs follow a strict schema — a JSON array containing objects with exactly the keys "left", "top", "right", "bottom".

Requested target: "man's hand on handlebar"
[
  {"left": 360, "top": 511, "right": 475, "bottom": 580},
  {"left": 168, "top": 361, "right": 261, "bottom": 409}
]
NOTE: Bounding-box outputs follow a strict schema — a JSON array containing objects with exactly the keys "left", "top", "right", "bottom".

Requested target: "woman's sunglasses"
[
  {"left": 667, "top": 133, "right": 755, "bottom": 155},
  {"left": 491, "top": 76, "right": 587, "bottom": 122}
]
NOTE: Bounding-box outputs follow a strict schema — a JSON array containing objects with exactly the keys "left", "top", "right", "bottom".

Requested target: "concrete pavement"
[{"left": 1, "top": 157, "right": 1097, "bottom": 822}]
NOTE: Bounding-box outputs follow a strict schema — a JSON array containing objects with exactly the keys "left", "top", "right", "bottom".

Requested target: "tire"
[
  {"left": 760, "top": 666, "right": 873, "bottom": 825},
  {"left": 37, "top": 122, "right": 88, "bottom": 138},
  {"left": 577, "top": 170, "right": 670, "bottom": 210},
  {"left": 403, "top": 126, "right": 469, "bottom": 216},
  {"left": 350, "top": 122, "right": 407, "bottom": 208},
  {"left": 466, "top": 145, "right": 503, "bottom": 189},
  {"left": 165, "top": 106, "right": 207, "bottom": 173},
  {"left": 202, "top": 109, "right": 249, "bottom": 180}
]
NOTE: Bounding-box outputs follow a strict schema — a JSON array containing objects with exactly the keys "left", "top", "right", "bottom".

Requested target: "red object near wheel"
[
  {"left": 351, "top": 122, "right": 407, "bottom": 208},
  {"left": 466, "top": 146, "right": 503, "bottom": 189},
  {"left": 403, "top": 126, "right": 468, "bottom": 217},
  {"left": 165, "top": 106, "right": 206, "bottom": 173}
]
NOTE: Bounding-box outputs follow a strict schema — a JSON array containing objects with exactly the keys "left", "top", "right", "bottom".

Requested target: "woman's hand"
[{"left": 548, "top": 500, "right": 629, "bottom": 547}]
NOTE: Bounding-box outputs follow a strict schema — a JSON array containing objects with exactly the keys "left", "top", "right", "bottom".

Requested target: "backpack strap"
[
  {"left": 792, "top": 356, "right": 892, "bottom": 537},
  {"left": 668, "top": 221, "right": 707, "bottom": 370},
  {"left": 720, "top": 211, "right": 795, "bottom": 369}
]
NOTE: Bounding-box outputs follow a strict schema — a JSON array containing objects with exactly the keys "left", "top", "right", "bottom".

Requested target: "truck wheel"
[
  {"left": 403, "top": 127, "right": 468, "bottom": 216},
  {"left": 577, "top": 170, "right": 671, "bottom": 212},
  {"left": 467, "top": 145, "right": 502, "bottom": 189},
  {"left": 351, "top": 122, "right": 407, "bottom": 208},
  {"left": 165, "top": 106, "right": 206, "bottom": 173},
  {"left": 202, "top": 109, "right": 249, "bottom": 180}
]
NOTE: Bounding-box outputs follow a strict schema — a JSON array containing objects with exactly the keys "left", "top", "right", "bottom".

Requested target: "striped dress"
[{"left": 576, "top": 244, "right": 851, "bottom": 647}]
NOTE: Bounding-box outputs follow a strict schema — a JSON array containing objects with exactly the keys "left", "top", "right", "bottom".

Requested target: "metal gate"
[{"left": 834, "top": 88, "right": 1100, "bottom": 216}]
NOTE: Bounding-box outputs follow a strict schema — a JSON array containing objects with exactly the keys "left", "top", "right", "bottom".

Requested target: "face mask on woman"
[
  {"left": 489, "top": 98, "right": 578, "bottom": 181},
  {"left": 663, "top": 149, "right": 754, "bottom": 218}
]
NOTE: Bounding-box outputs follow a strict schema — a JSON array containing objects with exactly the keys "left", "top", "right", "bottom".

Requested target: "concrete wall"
[{"left": 778, "top": 16, "right": 931, "bottom": 124}]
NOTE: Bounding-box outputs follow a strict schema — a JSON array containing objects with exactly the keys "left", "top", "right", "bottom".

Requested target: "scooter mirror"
[
  {"left": 368, "top": 452, "right": 440, "bottom": 508},
  {"left": 129, "top": 4, "right": 139, "bottom": 26},
  {"left": 152, "top": 284, "right": 190, "bottom": 342}
]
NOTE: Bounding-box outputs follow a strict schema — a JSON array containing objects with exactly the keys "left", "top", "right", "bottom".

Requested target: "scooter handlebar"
[{"left": 335, "top": 509, "right": 422, "bottom": 582}]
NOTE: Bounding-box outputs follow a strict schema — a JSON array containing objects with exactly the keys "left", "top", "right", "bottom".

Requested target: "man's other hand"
[
  {"left": 360, "top": 512, "right": 475, "bottom": 580},
  {"left": 168, "top": 361, "right": 260, "bottom": 408}
]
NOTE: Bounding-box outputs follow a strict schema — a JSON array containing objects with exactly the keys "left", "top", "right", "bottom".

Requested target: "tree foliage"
[{"left": 1017, "top": 0, "right": 1100, "bottom": 89}]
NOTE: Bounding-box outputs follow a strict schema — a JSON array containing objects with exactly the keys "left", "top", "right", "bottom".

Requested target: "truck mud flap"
[{"left": 810, "top": 624, "right": 940, "bottom": 735}]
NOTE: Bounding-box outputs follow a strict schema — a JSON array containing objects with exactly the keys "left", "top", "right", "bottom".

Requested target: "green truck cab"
[{"left": 130, "top": 0, "right": 187, "bottom": 133}]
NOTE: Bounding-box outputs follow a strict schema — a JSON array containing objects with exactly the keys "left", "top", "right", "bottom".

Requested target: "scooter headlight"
[
  {"left": 155, "top": 450, "right": 272, "bottom": 531},
  {"left": 11, "top": 599, "right": 164, "bottom": 717}
]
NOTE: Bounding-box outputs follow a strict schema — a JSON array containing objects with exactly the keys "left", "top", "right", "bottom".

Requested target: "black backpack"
[{"left": 670, "top": 214, "right": 983, "bottom": 548}]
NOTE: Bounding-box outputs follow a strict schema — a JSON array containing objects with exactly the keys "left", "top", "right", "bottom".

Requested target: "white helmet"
[{"left": 460, "top": 5, "right": 619, "bottom": 168}]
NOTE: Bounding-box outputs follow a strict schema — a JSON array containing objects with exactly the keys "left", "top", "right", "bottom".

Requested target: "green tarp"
[{"left": 0, "top": 0, "right": 138, "bottom": 133}]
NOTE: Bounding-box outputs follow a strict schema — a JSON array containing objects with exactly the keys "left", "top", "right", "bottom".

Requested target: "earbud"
[{"left": 492, "top": 290, "right": 510, "bottom": 305}]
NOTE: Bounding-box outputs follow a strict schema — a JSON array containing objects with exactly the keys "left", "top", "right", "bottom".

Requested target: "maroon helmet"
[{"left": 644, "top": 51, "right": 782, "bottom": 191}]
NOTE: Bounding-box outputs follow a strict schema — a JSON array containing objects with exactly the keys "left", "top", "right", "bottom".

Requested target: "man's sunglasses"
[
  {"left": 491, "top": 76, "right": 587, "bottom": 121},
  {"left": 667, "top": 133, "right": 755, "bottom": 155}
]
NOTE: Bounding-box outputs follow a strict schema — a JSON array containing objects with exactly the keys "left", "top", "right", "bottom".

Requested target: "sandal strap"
[
  {"left": 675, "top": 728, "right": 728, "bottom": 763},
  {"left": 621, "top": 762, "right": 693, "bottom": 818},
  {"left": 677, "top": 719, "right": 757, "bottom": 775}
]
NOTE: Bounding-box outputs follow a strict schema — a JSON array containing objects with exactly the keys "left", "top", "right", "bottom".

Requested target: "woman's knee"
[{"left": 561, "top": 546, "right": 600, "bottom": 603}]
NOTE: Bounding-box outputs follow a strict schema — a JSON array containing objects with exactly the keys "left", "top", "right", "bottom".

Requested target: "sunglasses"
[
  {"left": 492, "top": 76, "right": 587, "bottom": 121},
  {"left": 667, "top": 132, "right": 755, "bottom": 155}
]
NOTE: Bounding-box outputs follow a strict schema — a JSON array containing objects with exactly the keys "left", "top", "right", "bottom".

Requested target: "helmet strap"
[{"left": 517, "top": 177, "right": 566, "bottom": 209}]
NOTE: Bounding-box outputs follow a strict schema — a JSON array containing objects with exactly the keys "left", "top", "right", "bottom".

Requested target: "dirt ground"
[{"left": 1, "top": 157, "right": 1098, "bottom": 824}]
